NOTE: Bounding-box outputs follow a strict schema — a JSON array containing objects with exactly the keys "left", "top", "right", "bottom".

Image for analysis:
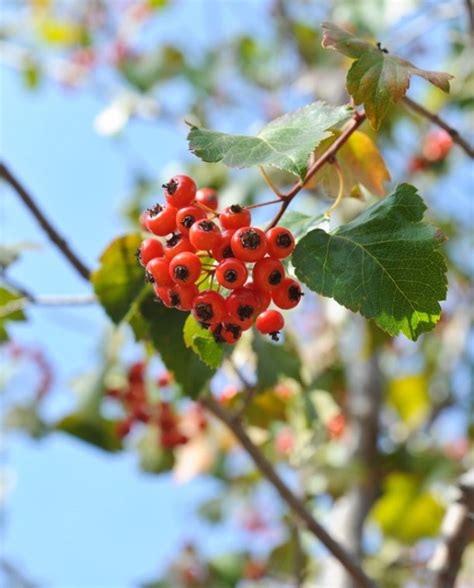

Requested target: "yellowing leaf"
[
  {"left": 371, "top": 473, "right": 444, "bottom": 544},
  {"left": 309, "top": 130, "right": 390, "bottom": 197},
  {"left": 388, "top": 374, "right": 429, "bottom": 428}
]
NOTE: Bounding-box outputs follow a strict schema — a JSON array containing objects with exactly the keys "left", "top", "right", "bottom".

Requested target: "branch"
[
  {"left": 430, "top": 469, "right": 474, "bottom": 588},
  {"left": 201, "top": 395, "right": 378, "bottom": 588},
  {"left": 403, "top": 97, "right": 474, "bottom": 158},
  {"left": 266, "top": 111, "right": 366, "bottom": 230},
  {"left": 0, "top": 161, "right": 91, "bottom": 280},
  {"left": 0, "top": 294, "right": 97, "bottom": 317}
]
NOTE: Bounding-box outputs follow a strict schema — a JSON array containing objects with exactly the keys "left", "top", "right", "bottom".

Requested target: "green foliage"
[
  {"left": 0, "top": 287, "right": 27, "bottom": 341},
  {"left": 183, "top": 315, "right": 224, "bottom": 369},
  {"left": 92, "top": 234, "right": 145, "bottom": 323},
  {"left": 252, "top": 331, "right": 302, "bottom": 390},
  {"left": 292, "top": 184, "right": 447, "bottom": 340},
  {"left": 119, "top": 45, "right": 185, "bottom": 93},
  {"left": 279, "top": 211, "right": 326, "bottom": 241},
  {"left": 321, "top": 22, "right": 452, "bottom": 128},
  {"left": 55, "top": 413, "right": 123, "bottom": 452},
  {"left": 187, "top": 101, "right": 351, "bottom": 179}
]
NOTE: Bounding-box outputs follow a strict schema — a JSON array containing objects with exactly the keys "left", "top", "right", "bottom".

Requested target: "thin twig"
[
  {"left": 465, "top": 0, "right": 474, "bottom": 37},
  {"left": 265, "top": 111, "right": 366, "bottom": 230},
  {"left": 201, "top": 395, "right": 378, "bottom": 588},
  {"left": 0, "top": 161, "right": 91, "bottom": 280},
  {"left": 259, "top": 166, "right": 286, "bottom": 198},
  {"left": 0, "top": 294, "right": 97, "bottom": 317},
  {"left": 403, "top": 96, "right": 474, "bottom": 158}
]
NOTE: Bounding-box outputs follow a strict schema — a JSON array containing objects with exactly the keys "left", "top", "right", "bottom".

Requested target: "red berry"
[
  {"left": 128, "top": 361, "right": 145, "bottom": 383},
  {"left": 212, "top": 322, "right": 242, "bottom": 344},
  {"left": 189, "top": 220, "right": 221, "bottom": 251},
  {"left": 216, "top": 258, "right": 248, "bottom": 289},
  {"left": 176, "top": 206, "right": 206, "bottom": 235},
  {"left": 163, "top": 175, "right": 196, "bottom": 208},
  {"left": 146, "top": 258, "right": 172, "bottom": 287},
  {"left": 168, "top": 283, "right": 199, "bottom": 310},
  {"left": 246, "top": 282, "right": 271, "bottom": 314},
  {"left": 139, "top": 210, "right": 149, "bottom": 230},
  {"left": 138, "top": 238, "right": 164, "bottom": 266},
  {"left": 252, "top": 257, "right": 285, "bottom": 291},
  {"left": 192, "top": 290, "right": 226, "bottom": 325},
  {"left": 195, "top": 187, "right": 218, "bottom": 211},
  {"left": 266, "top": 227, "right": 295, "bottom": 259},
  {"left": 226, "top": 287, "right": 258, "bottom": 329},
  {"left": 157, "top": 371, "right": 172, "bottom": 387},
  {"left": 169, "top": 252, "right": 202, "bottom": 285},
  {"left": 153, "top": 284, "right": 174, "bottom": 307},
  {"left": 163, "top": 232, "right": 194, "bottom": 260},
  {"left": 211, "top": 229, "right": 235, "bottom": 261},
  {"left": 272, "top": 278, "right": 303, "bottom": 309},
  {"left": 256, "top": 309, "right": 284, "bottom": 340},
  {"left": 231, "top": 227, "right": 267, "bottom": 262},
  {"left": 116, "top": 418, "right": 133, "bottom": 439},
  {"left": 220, "top": 204, "right": 251, "bottom": 230},
  {"left": 145, "top": 203, "right": 177, "bottom": 236}
]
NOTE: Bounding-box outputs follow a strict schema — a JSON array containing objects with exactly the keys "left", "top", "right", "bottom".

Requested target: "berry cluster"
[{"left": 137, "top": 175, "right": 302, "bottom": 343}]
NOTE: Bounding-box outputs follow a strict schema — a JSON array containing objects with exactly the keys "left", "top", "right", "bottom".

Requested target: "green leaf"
[
  {"left": 321, "top": 22, "right": 453, "bottom": 128},
  {"left": 253, "top": 331, "right": 302, "bottom": 391},
  {"left": 55, "top": 413, "right": 123, "bottom": 452},
  {"left": 292, "top": 184, "right": 447, "bottom": 340},
  {"left": 92, "top": 234, "right": 145, "bottom": 324},
  {"left": 279, "top": 211, "right": 326, "bottom": 241},
  {"left": 139, "top": 295, "right": 214, "bottom": 397},
  {"left": 119, "top": 45, "right": 185, "bottom": 93},
  {"left": 183, "top": 315, "right": 224, "bottom": 369},
  {"left": 0, "top": 287, "right": 27, "bottom": 341},
  {"left": 187, "top": 101, "right": 351, "bottom": 179}
]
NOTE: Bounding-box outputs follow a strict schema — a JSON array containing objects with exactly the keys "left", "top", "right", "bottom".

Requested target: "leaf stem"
[
  {"left": 245, "top": 198, "right": 283, "bottom": 209},
  {"left": 259, "top": 165, "right": 287, "bottom": 198},
  {"left": 323, "top": 159, "right": 345, "bottom": 217}
]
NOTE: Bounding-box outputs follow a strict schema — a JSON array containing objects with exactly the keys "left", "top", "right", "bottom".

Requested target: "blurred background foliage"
[{"left": 0, "top": 0, "right": 473, "bottom": 587}]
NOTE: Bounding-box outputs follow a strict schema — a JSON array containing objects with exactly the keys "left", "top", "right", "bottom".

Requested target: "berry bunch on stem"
[{"left": 137, "top": 175, "right": 303, "bottom": 343}]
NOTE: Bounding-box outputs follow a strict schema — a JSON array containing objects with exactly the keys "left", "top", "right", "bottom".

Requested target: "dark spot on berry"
[
  {"left": 162, "top": 178, "right": 178, "bottom": 195},
  {"left": 170, "top": 292, "right": 181, "bottom": 307},
  {"left": 240, "top": 229, "right": 261, "bottom": 250},
  {"left": 288, "top": 285, "right": 303, "bottom": 302},
  {"left": 213, "top": 324, "right": 225, "bottom": 343},
  {"left": 270, "top": 331, "right": 280, "bottom": 342},
  {"left": 230, "top": 204, "right": 243, "bottom": 214},
  {"left": 198, "top": 220, "right": 215, "bottom": 232},
  {"left": 198, "top": 321, "right": 211, "bottom": 330},
  {"left": 196, "top": 303, "right": 214, "bottom": 321},
  {"left": 223, "top": 246, "right": 233, "bottom": 258},
  {"left": 237, "top": 304, "right": 254, "bottom": 320},
  {"left": 144, "top": 271, "right": 155, "bottom": 283},
  {"left": 276, "top": 233, "right": 293, "bottom": 249},
  {"left": 166, "top": 233, "right": 182, "bottom": 248},
  {"left": 225, "top": 323, "right": 242, "bottom": 340},
  {"left": 174, "top": 265, "right": 189, "bottom": 281},
  {"left": 135, "top": 248, "right": 142, "bottom": 262},
  {"left": 268, "top": 270, "right": 282, "bottom": 285},
  {"left": 181, "top": 215, "right": 195, "bottom": 229},
  {"left": 224, "top": 269, "right": 238, "bottom": 283},
  {"left": 147, "top": 203, "right": 163, "bottom": 217}
]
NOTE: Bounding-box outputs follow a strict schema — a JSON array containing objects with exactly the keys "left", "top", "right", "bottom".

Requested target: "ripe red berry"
[
  {"left": 169, "top": 252, "right": 202, "bottom": 285},
  {"left": 176, "top": 206, "right": 206, "bottom": 235},
  {"left": 195, "top": 187, "right": 218, "bottom": 211},
  {"left": 216, "top": 258, "right": 248, "bottom": 289},
  {"left": 246, "top": 282, "right": 271, "bottom": 314},
  {"left": 168, "top": 283, "right": 199, "bottom": 311},
  {"left": 138, "top": 238, "right": 164, "bottom": 267},
  {"left": 220, "top": 204, "right": 251, "bottom": 230},
  {"left": 163, "top": 232, "right": 194, "bottom": 260},
  {"left": 232, "top": 227, "right": 267, "bottom": 262},
  {"left": 146, "top": 258, "right": 172, "bottom": 287},
  {"left": 266, "top": 227, "right": 295, "bottom": 259},
  {"left": 189, "top": 219, "right": 221, "bottom": 251},
  {"left": 145, "top": 203, "right": 177, "bottom": 236},
  {"left": 139, "top": 210, "right": 149, "bottom": 230},
  {"left": 116, "top": 417, "right": 133, "bottom": 439},
  {"left": 211, "top": 229, "right": 235, "bottom": 261},
  {"left": 213, "top": 322, "right": 242, "bottom": 344},
  {"left": 192, "top": 290, "right": 226, "bottom": 325},
  {"left": 163, "top": 175, "right": 196, "bottom": 208},
  {"left": 256, "top": 309, "right": 285, "bottom": 340},
  {"left": 226, "top": 287, "right": 258, "bottom": 329},
  {"left": 153, "top": 284, "right": 173, "bottom": 307},
  {"left": 252, "top": 257, "right": 285, "bottom": 291},
  {"left": 272, "top": 278, "right": 303, "bottom": 309}
]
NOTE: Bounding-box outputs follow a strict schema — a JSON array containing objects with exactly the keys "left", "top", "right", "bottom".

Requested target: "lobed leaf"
[
  {"left": 183, "top": 315, "right": 224, "bottom": 369},
  {"left": 187, "top": 101, "right": 351, "bottom": 179},
  {"left": 292, "top": 184, "right": 447, "bottom": 340}
]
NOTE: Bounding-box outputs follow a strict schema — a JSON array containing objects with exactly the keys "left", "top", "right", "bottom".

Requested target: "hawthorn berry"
[
  {"left": 220, "top": 204, "right": 251, "bottom": 230},
  {"left": 163, "top": 175, "right": 196, "bottom": 208},
  {"left": 252, "top": 257, "right": 285, "bottom": 291},
  {"left": 146, "top": 257, "right": 172, "bottom": 287},
  {"left": 212, "top": 322, "right": 242, "bottom": 344},
  {"left": 272, "top": 277, "right": 303, "bottom": 309},
  {"left": 195, "top": 187, "right": 218, "bottom": 211},
  {"left": 211, "top": 229, "right": 235, "bottom": 261},
  {"left": 216, "top": 258, "right": 248, "bottom": 289},
  {"left": 189, "top": 219, "right": 221, "bottom": 251},
  {"left": 246, "top": 282, "right": 272, "bottom": 314},
  {"left": 256, "top": 309, "right": 284, "bottom": 341},
  {"left": 168, "top": 283, "right": 199, "bottom": 310},
  {"left": 176, "top": 206, "right": 206, "bottom": 235},
  {"left": 192, "top": 290, "right": 227, "bottom": 325},
  {"left": 138, "top": 238, "right": 164, "bottom": 267},
  {"left": 226, "top": 287, "right": 258, "bottom": 329},
  {"left": 153, "top": 284, "right": 174, "bottom": 307},
  {"left": 163, "top": 232, "right": 194, "bottom": 260},
  {"left": 231, "top": 227, "right": 267, "bottom": 262},
  {"left": 145, "top": 203, "right": 177, "bottom": 236},
  {"left": 169, "top": 252, "right": 202, "bottom": 285},
  {"left": 266, "top": 227, "right": 295, "bottom": 259}
]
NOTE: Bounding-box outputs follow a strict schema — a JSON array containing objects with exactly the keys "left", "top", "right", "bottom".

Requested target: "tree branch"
[
  {"left": 430, "top": 469, "right": 474, "bottom": 588},
  {"left": 0, "top": 161, "right": 91, "bottom": 281},
  {"left": 201, "top": 395, "right": 378, "bottom": 588},
  {"left": 266, "top": 111, "right": 366, "bottom": 230},
  {"left": 402, "top": 97, "right": 474, "bottom": 158}
]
